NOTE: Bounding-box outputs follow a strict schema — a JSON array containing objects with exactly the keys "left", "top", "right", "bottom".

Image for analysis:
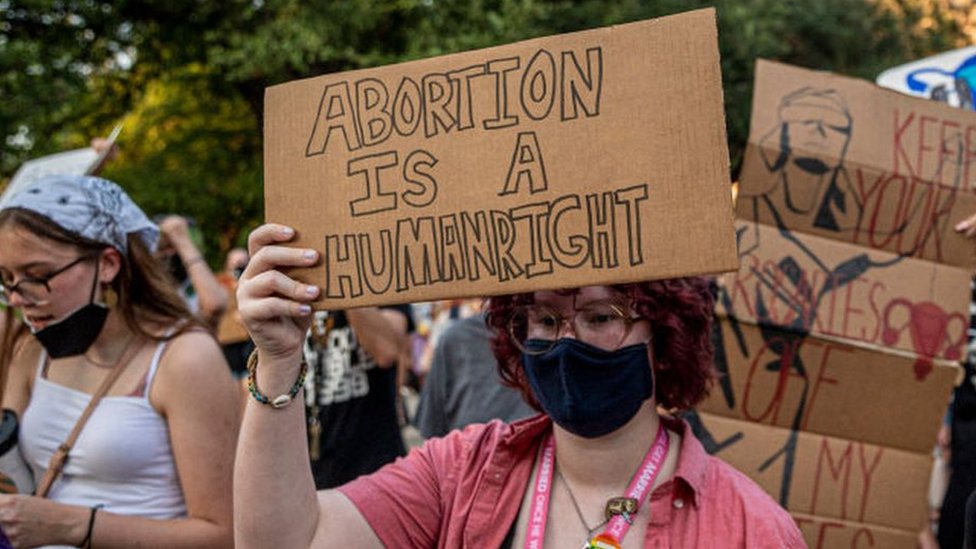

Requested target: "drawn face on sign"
[{"left": 758, "top": 88, "right": 855, "bottom": 232}]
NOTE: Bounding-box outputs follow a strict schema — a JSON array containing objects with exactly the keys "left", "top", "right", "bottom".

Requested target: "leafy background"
[{"left": 1, "top": 0, "right": 973, "bottom": 262}]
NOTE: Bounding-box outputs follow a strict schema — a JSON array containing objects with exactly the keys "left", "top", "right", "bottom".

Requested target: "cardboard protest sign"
[
  {"left": 701, "top": 315, "right": 958, "bottom": 453},
  {"left": 876, "top": 46, "right": 976, "bottom": 111},
  {"left": 691, "top": 412, "right": 931, "bottom": 532},
  {"left": 724, "top": 219, "right": 971, "bottom": 364},
  {"left": 690, "top": 60, "right": 972, "bottom": 549},
  {"left": 792, "top": 512, "right": 917, "bottom": 549},
  {"left": 264, "top": 8, "right": 737, "bottom": 309},
  {"left": 737, "top": 60, "right": 976, "bottom": 268}
]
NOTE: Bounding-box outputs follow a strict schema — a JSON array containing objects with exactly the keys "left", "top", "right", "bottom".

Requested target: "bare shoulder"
[
  {"left": 5, "top": 333, "right": 42, "bottom": 414},
  {"left": 149, "top": 326, "right": 237, "bottom": 414},
  {"left": 165, "top": 327, "right": 224, "bottom": 356}
]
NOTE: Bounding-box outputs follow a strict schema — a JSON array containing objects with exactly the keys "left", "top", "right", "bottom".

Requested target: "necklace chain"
[
  {"left": 83, "top": 334, "right": 137, "bottom": 368},
  {"left": 555, "top": 467, "right": 609, "bottom": 539}
]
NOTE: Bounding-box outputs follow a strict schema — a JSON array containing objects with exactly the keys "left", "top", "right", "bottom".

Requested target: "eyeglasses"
[
  {"left": 507, "top": 301, "right": 643, "bottom": 355},
  {"left": 0, "top": 255, "right": 94, "bottom": 306}
]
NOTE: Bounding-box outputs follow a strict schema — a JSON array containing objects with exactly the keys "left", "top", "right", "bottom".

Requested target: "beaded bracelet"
[{"left": 246, "top": 350, "right": 308, "bottom": 409}]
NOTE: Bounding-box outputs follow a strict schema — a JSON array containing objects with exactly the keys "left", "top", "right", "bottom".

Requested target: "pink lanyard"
[{"left": 523, "top": 424, "right": 670, "bottom": 549}]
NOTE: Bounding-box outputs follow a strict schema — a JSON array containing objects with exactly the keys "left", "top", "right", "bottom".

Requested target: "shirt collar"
[
  {"left": 662, "top": 415, "right": 708, "bottom": 508},
  {"left": 501, "top": 412, "right": 551, "bottom": 446}
]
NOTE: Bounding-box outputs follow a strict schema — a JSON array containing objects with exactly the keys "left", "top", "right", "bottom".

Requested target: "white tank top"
[{"left": 20, "top": 339, "right": 187, "bottom": 530}]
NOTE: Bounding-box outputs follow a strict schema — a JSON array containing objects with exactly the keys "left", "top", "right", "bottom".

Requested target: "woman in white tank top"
[{"left": 0, "top": 175, "right": 237, "bottom": 548}]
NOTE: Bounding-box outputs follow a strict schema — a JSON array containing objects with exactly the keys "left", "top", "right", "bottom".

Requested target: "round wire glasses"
[{"left": 507, "top": 301, "right": 643, "bottom": 355}]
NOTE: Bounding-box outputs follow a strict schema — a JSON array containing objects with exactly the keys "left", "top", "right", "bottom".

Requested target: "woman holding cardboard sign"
[
  {"left": 234, "top": 223, "right": 804, "bottom": 549},
  {"left": 0, "top": 175, "right": 237, "bottom": 548}
]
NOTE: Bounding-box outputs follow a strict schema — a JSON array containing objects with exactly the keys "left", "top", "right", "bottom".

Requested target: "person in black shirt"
[
  {"left": 303, "top": 305, "right": 413, "bottom": 488},
  {"left": 939, "top": 215, "right": 976, "bottom": 548}
]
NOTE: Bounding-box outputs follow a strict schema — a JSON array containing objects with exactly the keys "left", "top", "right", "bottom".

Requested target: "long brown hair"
[
  {"left": 0, "top": 208, "right": 199, "bottom": 350},
  {"left": 0, "top": 310, "right": 27, "bottom": 408}
]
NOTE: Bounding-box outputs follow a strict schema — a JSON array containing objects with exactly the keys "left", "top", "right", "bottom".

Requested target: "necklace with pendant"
[
  {"left": 524, "top": 425, "right": 669, "bottom": 549},
  {"left": 555, "top": 467, "right": 611, "bottom": 546}
]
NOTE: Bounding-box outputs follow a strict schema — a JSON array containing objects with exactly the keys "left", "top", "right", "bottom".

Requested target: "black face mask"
[
  {"left": 521, "top": 338, "right": 654, "bottom": 438},
  {"left": 29, "top": 261, "right": 108, "bottom": 359}
]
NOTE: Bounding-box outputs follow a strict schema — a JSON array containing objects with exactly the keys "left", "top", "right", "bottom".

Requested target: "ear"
[{"left": 98, "top": 247, "right": 123, "bottom": 285}]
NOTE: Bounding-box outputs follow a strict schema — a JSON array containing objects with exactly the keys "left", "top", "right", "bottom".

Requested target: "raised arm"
[
  {"left": 233, "top": 224, "right": 383, "bottom": 549},
  {"left": 346, "top": 307, "right": 408, "bottom": 368},
  {"left": 159, "top": 216, "right": 228, "bottom": 328}
]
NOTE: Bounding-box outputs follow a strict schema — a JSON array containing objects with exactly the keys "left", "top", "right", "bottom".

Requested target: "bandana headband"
[{"left": 0, "top": 174, "right": 158, "bottom": 254}]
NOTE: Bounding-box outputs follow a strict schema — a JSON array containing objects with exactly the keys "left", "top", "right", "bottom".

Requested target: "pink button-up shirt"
[{"left": 340, "top": 414, "right": 806, "bottom": 548}]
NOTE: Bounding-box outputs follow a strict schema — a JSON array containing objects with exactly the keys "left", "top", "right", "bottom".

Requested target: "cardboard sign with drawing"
[
  {"left": 263, "top": 8, "right": 738, "bottom": 309},
  {"left": 697, "top": 59, "right": 971, "bottom": 548}
]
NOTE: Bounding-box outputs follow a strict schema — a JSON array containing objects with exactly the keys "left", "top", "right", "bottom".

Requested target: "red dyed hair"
[{"left": 484, "top": 277, "right": 716, "bottom": 411}]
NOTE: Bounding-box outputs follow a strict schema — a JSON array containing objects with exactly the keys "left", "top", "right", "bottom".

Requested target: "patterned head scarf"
[{"left": 0, "top": 174, "right": 158, "bottom": 253}]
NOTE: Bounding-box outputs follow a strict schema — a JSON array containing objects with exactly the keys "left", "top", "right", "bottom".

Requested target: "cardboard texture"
[
  {"left": 791, "top": 512, "right": 918, "bottom": 549},
  {"left": 216, "top": 291, "right": 251, "bottom": 345},
  {"left": 723, "top": 219, "right": 971, "bottom": 362},
  {"left": 691, "top": 60, "right": 971, "bottom": 549},
  {"left": 264, "top": 8, "right": 737, "bottom": 309},
  {"left": 691, "top": 411, "right": 931, "bottom": 532},
  {"left": 737, "top": 60, "right": 976, "bottom": 268},
  {"left": 701, "top": 314, "right": 958, "bottom": 453}
]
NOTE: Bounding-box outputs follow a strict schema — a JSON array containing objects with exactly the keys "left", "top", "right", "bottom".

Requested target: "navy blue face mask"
[{"left": 521, "top": 338, "right": 654, "bottom": 438}]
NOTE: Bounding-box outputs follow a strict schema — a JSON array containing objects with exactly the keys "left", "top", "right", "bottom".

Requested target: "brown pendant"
[{"left": 604, "top": 497, "right": 638, "bottom": 521}]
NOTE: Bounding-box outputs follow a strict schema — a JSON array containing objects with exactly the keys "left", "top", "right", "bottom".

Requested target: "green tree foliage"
[
  {"left": 99, "top": 64, "right": 262, "bottom": 255},
  {"left": 0, "top": 0, "right": 970, "bottom": 261}
]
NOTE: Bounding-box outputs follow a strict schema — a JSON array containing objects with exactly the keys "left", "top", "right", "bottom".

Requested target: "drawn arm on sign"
[{"left": 715, "top": 216, "right": 904, "bottom": 507}]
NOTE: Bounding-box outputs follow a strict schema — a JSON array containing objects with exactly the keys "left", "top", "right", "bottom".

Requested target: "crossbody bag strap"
[{"left": 35, "top": 338, "right": 142, "bottom": 498}]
